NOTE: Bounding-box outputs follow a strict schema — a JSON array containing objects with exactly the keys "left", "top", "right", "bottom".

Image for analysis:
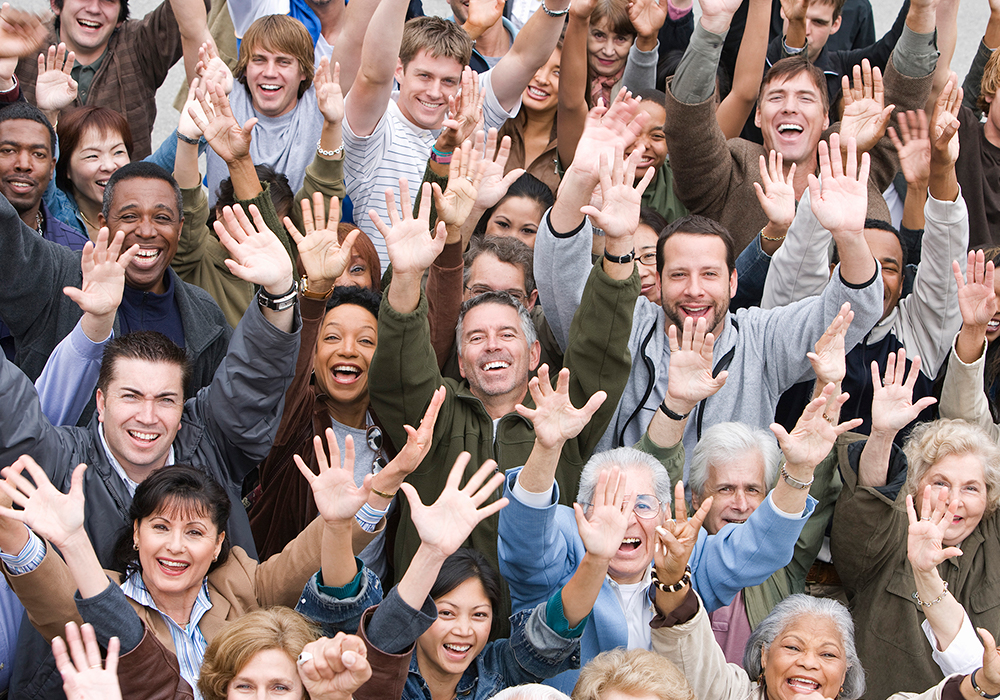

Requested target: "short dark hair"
[
  {"left": 53, "top": 0, "right": 128, "bottom": 32},
  {"left": 633, "top": 88, "right": 667, "bottom": 109},
  {"left": 812, "top": 0, "right": 847, "bottom": 21},
  {"left": 102, "top": 161, "right": 183, "bottom": 220},
  {"left": 112, "top": 465, "right": 231, "bottom": 577},
  {"left": 98, "top": 331, "right": 191, "bottom": 398},
  {"left": 431, "top": 548, "right": 503, "bottom": 636},
  {"left": 864, "top": 217, "right": 907, "bottom": 265},
  {"left": 325, "top": 285, "right": 382, "bottom": 317},
  {"left": 656, "top": 214, "right": 737, "bottom": 275},
  {"left": 215, "top": 165, "right": 294, "bottom": 220},
  {"left": 758, "top": 54, "right": 830, "bottom": 116},
  {"left": 56, "top": 106, "right": 133, "bottom": 195},
  {"left": 464, "top": 234, "right": 537, "bottom": 296},
  {"left": 0, "top": 102, "right": 56, "bottom": 152}
]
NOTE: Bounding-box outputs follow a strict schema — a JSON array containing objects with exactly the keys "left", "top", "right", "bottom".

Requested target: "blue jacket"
[
  {"left": 297, "top": 562, "right": 583, "bottom": 700},
  {"left": 497, "top": 467, "right": 816, "bottom": 693}
]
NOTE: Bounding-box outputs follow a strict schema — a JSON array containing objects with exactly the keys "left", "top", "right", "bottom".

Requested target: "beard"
[{"left": 661, "top": 298, "right": 729, "bottom": 341}]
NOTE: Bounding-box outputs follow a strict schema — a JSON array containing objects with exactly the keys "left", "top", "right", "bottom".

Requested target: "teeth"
[
  {"left": 989, "top": 320, "right": 1000, "bottom": 331},
  {"left": 135, "top": 249, "right": 159, "bottom": 258},
  {"left": 621, "top": 537, "right": 640, "bottom": 544},
  {"left": 333, "top": 365, "right": 360, "bottom": 374},
  {"left": 78, "top": 19, "right": 100, "bottom": 27},
  {"left": 260, "top": 84, "right": 281, "bottom": 91},
  {"left": 96, "top": 180, "right": 108, "bottom": 187},
  {"left": 158, "top": 559, "right": 188, "bottom": 570},
  {"left": 789, "top": 679, "right": 820, "bottom": 689},
  {"left": 128, "top": 430, "right": 157, "bottom": 441},
  {"left": 444, "top": 644, "right": 471, "bottom": 652},
  {"left": 778, "top": 123, "right": 803, "bottom": 133},
  {"left": 417, "top": 98, "right": 440, "bottom": 109},
  {"left": 527, "top": 86, "right": 549, "bottom": 98},
  {"left": 483, "top": 361, "right": 510, "bottom": 370}
]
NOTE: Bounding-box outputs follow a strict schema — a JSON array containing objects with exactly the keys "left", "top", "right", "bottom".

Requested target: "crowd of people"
[{"left": 0, "top": 0, "right": 996, "bottom": 697}]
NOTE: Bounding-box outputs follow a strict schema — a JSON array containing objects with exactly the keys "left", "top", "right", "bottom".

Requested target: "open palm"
[
  {"left": 0, "top": 456, "right": 85, "bottom": 549},
  {"left": 297, "top": 430, "right": 372, "bottom": 525}
]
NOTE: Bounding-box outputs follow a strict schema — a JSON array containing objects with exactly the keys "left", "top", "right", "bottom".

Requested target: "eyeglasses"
[
  {"left": 366, "top": 424, "right": 387, "bottom": 474},
  {"left": 580, "top": 494, "right": 662, "bottom": 519},
  {"left": 636, "top": 251, "right": 657, "bottom": 267},
  {"left": 464, "top": 284, "right": 528, "bottom": 306}
]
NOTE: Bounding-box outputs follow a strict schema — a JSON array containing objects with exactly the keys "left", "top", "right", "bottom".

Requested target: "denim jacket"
[{"left": 296, "top": 561, "right": 583, "bottom": 700}]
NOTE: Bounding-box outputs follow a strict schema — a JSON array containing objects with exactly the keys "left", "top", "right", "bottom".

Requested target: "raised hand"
[
  {"left": 770, "top": 382, "right": 862, "bottom": 476},
  {"left": 839, "top": 59, "right": 894, "bottom": 155},
  {"left": 753, "top": 150, "right": 796, "bottom": 232},
  {"left": 0, "top": 456, "right": 86, "bottom": 549},
  {"left": 35, "top": 43, "right": 78, "bottom": 116},
  {"left": 906, "top": 485, "right": 963, "bottom": 574},
  {"left": 296, "top": 431, "right": 372, "bottom": 525},
  {"left": 807, "top": 302, "right": 853, "bottom": 387},
  {"left": 654, "top": 481, "right": 711, "bottom": 584},
  {"left": 432, "top": 137, "right": 485, "bottom": 229},
  {"left": 929, "top": 72, "right": 962, "bottom": 167},
  {"left": 401, "top": 453, "right": 508, "bottom": 559},
  {"left": 953, "top": 250, "right": 998, "bottom": 331},
  {"left": 571, "top": 94, "right": 647, "bottom": 182},
  {"left": 370, "top": 179, "right": 447, "bottom": 277},
  {"left": 214, "top": 203, "right": 295, "bottom": 293},
  {"left": 579, "top": 145, "right": 655, "bottom": 241},
  {"left": 869, "top": 350, "right": 937, "bottom": 435},
  {"left": 63, "top": 228, "right": 139, "bottom": 338},
  {"left": 377, "top": 386, "right": 446, "bottom": 482},
  {"left": 285, "top": 193, "right": 359, "bottom": 286},
  {"left": 697, "top": 0, "right": 745, "bottom": 33},
  {"left": 665, "top": 317, "right": 728, "bottom": 413},
  {"left": 439, "top": 67, "right": 485, "bottom": 151},
  {"left": 628, "top": 0, "right": 668, "bottom": 42},
  {"left": 807, "top": 133, "right": 869, "bottom": 238},
  {"left": 977, "top": 628, "right": 1000, "bottom": 697},
  {"left": 178, "top": 78, "right": 207, "bottom": 142},
  {"left": 573, "top": 466, "right": 631, "bottom": 561},
  {"left": 515, "top": 364, "right": 607, "bottom": 450},
  {"left": 463, "top": 0, "right": 505, "bottom": 35},
  {"left": 194, "top": 41, "right": 233, "bottom": 94},
  {"left": 52, "top": 622, "right": 122, "bottom": 700},
  {"left": 315, "top": 58, "right": 344, "bottom": 126},
  {"left": 297, "top": 633, "right": 372, "bottom": 700},
  {"left": 0, "top": 6, "right": 48, "bottom": 60},
  {"left": 471, "top": 130, "right": 524, "bottom": 212},
  {"left": 191, "top": 78, "right": 256, "bottom": 164},
  {"left": 887, "top": 110, "right": 931, "bottom": 189}
]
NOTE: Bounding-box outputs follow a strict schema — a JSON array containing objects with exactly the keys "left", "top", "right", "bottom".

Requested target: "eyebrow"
[
  {"left": 115, "top": 203, "right": 175, "bottom": 214},
  {"left": 117, "top": 386, "right": 180, "bottom": 399},
  {"left": 0, "top": 139, "right": 49, "bottom": 151}
]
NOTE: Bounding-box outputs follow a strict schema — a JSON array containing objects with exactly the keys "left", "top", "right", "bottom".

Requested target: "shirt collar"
[
  {"left": 98, "top": 424, "right": 175, "bottom": 497},
  {"left": 121, "top": 569, "right": 213, "bottom": 631}
]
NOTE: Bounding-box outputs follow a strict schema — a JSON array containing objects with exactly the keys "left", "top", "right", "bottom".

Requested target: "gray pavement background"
[{"left": 19, "top": 0, "right": 989, "bottom": 153}]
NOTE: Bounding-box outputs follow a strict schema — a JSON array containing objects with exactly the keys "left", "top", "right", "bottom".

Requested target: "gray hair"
[
  {"left": 455, "top": 291, "right": 537, "bottom": 351},
  {"left": 463, "top": 235, "right": 537, "bottom": 296},
  {"left": 688, "top": 422, "right": 781, "bottom": 497},
  {"left": 903, "top": 418, "right": 1000, "bottom": 516},
  {"left": 490, "top": 685, "right": 571, "bottom": 700},
  {"left": 744, "top": 594, "right": 865, "bottom": 700},
  {"left": 576, "top": 447, "right": 672, "bottom": 509}
]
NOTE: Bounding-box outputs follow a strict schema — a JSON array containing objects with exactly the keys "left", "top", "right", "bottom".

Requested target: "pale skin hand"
[
  {"left": 467, "top": 130, "right": 524, "bottom": 213},
  {"left": 753, "top": 149, "right": 796, "bottom": 252},
  {"left": 807, "top": 302, "right": 853, "bottom": 388},
  {"left": 573, "top": 466, "right": 631, "bottom": 562},
  {"left": 52, "top": 622, "right": 122, "bottom": 700},
  {"left": 929, "top": 73, "right": 962, "bottom": 168},
  {"left": 296, "top": 431, "right": 373, "bottom": 525},
  {"left": 463, "top": 0, "right": 504, "bottom": 38},
  {"left": 696, "top": 0, "right": 745, "bottom": 34},
  {"left": 194, "top": 41, "right": 234, "bottom": 93},
  {"left": 35, "top": 43, "right": 78, "bottom": 117},
  {"left": 974, "top": 629, "right": 1000, "bottom": 696},
  {"left": 191, "top": 78, "right": 257, "bottom": 165},
  {"left": 0, "top": 456, "right": 85, "bottom": 550},
  {"left": 297, "top": 633, "right": 372, "bottom": 700},
  {"left": 438, "top": 67, "right": 485, "bottom": 152},
  {"left": 664, "top": 316, "right": 729, "bottom": 415},
  {"left": 953, "top": 251, "right": 997, "bottom": 363},
  {"left": 571, "top": 94, "right": 647, "bottom": 183},
  {"left": 807, "top": 133, "right": 870, "bottom": 237},
  {"left": 401, "top": 453, "right": 509, "bottom": 560},
  {"left": 0, "top": 6, "right": 49, "bottom": 60},
  {"left": 515, "top": 364, "right": 607, "bottom": 451},
  {"left": 177, "top": 77, "right": 206, "bottom": 142},
  {"left": 432, "top": 137, "right": 486, "bottom": 233},
  {"left": 370, "top": 386, "right": 447, "bottom": 502},
  {"left": 839, "top": 60, "right": 895, "bottom": 155},
  {"left": 373, "top": 180, "right": 448, "bottom": 277},
  {"left": 64, "top": 228, "right": 139, "bottom": 342},
  {"left": 770, "top": 383, "right": 861, "bottom": 479},
  {"left": 653, "top": 481, "right": 712, "bottom": 584},
  {"left": 628, "top": 0, "right": 668, "bottom": 49},
  {"left": 888, "top": 110, "right": 931, "bottom": 189},
  {"left": 315, "top": 58, "right": 345, "bottom": 126},
  {"left": 907, "top": 485, "right": 963, "bottom": 575},
  {"left": 284, "top": 193, "right": 360, "bottom": 289},
  {"left": 580, "top": 146, "right": 656, "bottom": 242},
  {"left": 214, "top": 203, "right": 295, "bottom": 294},
  {"left": 869, "top": 350, "right": 937, "bottom": 435}
]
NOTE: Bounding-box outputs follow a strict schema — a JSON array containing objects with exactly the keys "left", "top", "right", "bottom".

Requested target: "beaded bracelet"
[{"left": 911, "top": 580, "right": 949, "bottom": 607}]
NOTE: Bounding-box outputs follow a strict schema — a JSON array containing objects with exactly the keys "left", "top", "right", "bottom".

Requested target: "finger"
[
  {"left": 464, "top": 458, "right": 500, "bottom": 497},
  {"left": 673, "top": 480, "right": 685, "bottom": 522}
]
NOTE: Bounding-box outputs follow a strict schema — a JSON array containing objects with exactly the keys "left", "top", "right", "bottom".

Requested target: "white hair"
[
  {"left": 688, "top": 422, "right": 781, "bottom": 497},
  {"left": 490, "top": 684, "right": 572, "bottom": 700}
]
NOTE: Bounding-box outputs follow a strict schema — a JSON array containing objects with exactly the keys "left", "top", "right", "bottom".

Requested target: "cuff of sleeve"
[
  {"left": 950, "top": 334, "right": 987, "bottom": 367},
  {"left": 941, "top": 675, "right": 966, "bottom": 700},
  {"left": 650, "top": 587, "right": 699, "bottom": 627},
  {"left": 546, "top": 208, "right": 587, "bottom": 239},
  {"left": 545, "top": 588, "right": 589, "bottom": 638},
  {"left": 894, "top": 25, "right": 939, "bottom": 78},
  {"left": 838, "top": 263, "right": 880, "bottom": 290},
  {"left": 0, "top": 529, "right": 46, "bottom": 573},
  {"left": 512, "top": 476, "right": 557, "bottom": 508},
  {"left": 782, "top": 37, "right": 806, "bottom": 54},
  {"left": 767, "top": 490, "right": 815, "bottom": 519},
  {"left": 0, "top": 74, "right": 18, "bottom": 99},
  {"left": 926, "top": 187, "right": 965, "bottom": 217},
  {"left": 316, "top": 557, "right": 365, "bottom": 598}
]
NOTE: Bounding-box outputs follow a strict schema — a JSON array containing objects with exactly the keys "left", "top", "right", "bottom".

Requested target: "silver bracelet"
[
  {"left": 912, "top": 580, "right": 949, "bottom": 607},
  {"left": 317, "top": 140, "right": 344, "bottom": 158},
  {"left": 780, "top": 465, "right": 814, "bottom": 490},
  {"left": 541, "top": 0, "right": 570, "bottom": 16}
]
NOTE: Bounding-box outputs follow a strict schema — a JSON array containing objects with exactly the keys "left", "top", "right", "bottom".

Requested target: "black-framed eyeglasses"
[
  {"left": 636, "top": 251, "right": 657, "bottom": 267},
  {"left": 579, "top": 494, "right": 662, "bottom": 519}
]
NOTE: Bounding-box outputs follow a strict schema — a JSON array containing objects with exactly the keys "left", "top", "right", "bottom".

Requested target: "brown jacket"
[
  {"left": 663, "top": 54, "right": 932, "bottom": 253},
  {"left": 16, "top": 0, "right": 207, "bottom": 160}
]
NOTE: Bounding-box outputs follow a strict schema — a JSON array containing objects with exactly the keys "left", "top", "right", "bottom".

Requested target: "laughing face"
[
  {"left": 605, "top": 467, "right": 663, "bottom": 585},
  {"left": 99, "top": 176, "right": 182, "bottom": 294},
  {"left": 917, "top": 453, "right": 988, "bottom": 547},
  {"left": 457, "top": 301, "right": 540, "bottom": 405},
  {"left": 627, "top": 102, "right": 668, "bottom": 182},
  {"left": 313, "top": 303, "right": 378, "bottom": 410},
  {"left": 395, "top": 49, "right": 464, "bottom": 131},
  {"left": 989, "top": 269, "right": 1000, "bottom": 343},
  {"left": 244, "top": 47, "right": 307, "bottom": 118},
  {"left": 133, "top": 502, "right": 224, "bottom": 609},
  {"left": 68, "top": 126, "right": 130, "bottom": 213},
  {"left": 54, "top": 0, "right": 122, "bottom": 61},
  {"left": 97, "top": 357, "right": 185, "bottom": 482},
  {"left": 416, "top": 577, "right": 492, "bottom": 681},
  {"left": 522, "top": 47, "right": 560, "bottom": 116},
  {"left": 659, "top": 232, "right": 736, "bottom": 338},
  {"left": 762, "top": 615, "right": 848, "bottom": 700},
  {"left": 692, "top": 453, "right": 768, "bottom": 535},
  {"left": 755, "top": 71, "right": 829, "bottom": 168}
]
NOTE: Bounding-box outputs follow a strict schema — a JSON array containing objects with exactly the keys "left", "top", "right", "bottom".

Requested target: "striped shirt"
[
  {"left": 0, "top": 528, "right": 45, "bottom": 574},
  {"left": 121, "top": 572, "right": 212, "bottom": 700},
  {"left": 344, "top": 70, "right": 519, "bottom": 269}
]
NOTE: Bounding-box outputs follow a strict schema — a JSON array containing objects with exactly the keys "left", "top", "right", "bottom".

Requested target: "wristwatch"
[{"left": 257, "top": 281, "right": 298, "bottom": 312}]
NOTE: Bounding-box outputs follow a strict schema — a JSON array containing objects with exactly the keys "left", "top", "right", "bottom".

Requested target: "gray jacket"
[
  {"left": 4, "top": 301, "right": 300, "bottom": 699},
  {"left": 534, "top": 210, "right": 884, "bottom": 466}
]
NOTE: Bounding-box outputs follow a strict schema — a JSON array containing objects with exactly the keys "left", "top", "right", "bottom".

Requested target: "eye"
[
  {"left": 187, "top": 528, "right": 204, "bottom": 537},
  {"left": 325, "top": 334, "right": 341, "bottom": 342},
  {"left": 718, "top": 486, "right": 733, "bottom": 493},
  {"left": 350, "top": 264, "right": 366, "bottom": 274},
  {"left": 473, "top": 611, "right": 490, "bottom": 619},
  {"left": 152, "top": 523, "right": 168, "bottom": 531},
  {"left": 159, "top": 397, "right": 176, "bottom": 406},
  {"left": 520, "top": 226, "right": 538, "bottom": 236},
  {"left": 964, "top": 484, "right": 981, "bottom": 493},
  {"left": 493, "top": 220, "right": 510, "bottom": 229},
  {"left": 359, "top": 337, "right": 376, "bottom": 346},
  {"left": 438, "top": 609, "right": 455, "bottom": 619},
  {"left": 468, "top": 334, "right": 484, "bottom": 344},
  {"left": 785, "top": 645, "right": 800, "bottom": 652},
  {"left": 501, "top": 332, "right": 516, "bottom": 339}
]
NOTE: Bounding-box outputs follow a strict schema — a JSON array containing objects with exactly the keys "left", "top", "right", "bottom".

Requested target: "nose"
[
  {"left": 339, "top": 335, "right": 359, "bottom": 357},
  {"left": 166, "top": 528, "right": 185, "bottom": 553},
  {"left": 685, "top": 275, "right": 703, "bottom": 298},
  {"left": 14, "top": 150, "right": 30, "bottom": 172},
  {"left": 734, "top": 491, "right": 748, "bottom": 511},
  {"left": 136, "top": 398, "right": 157, "bottom": 424}
]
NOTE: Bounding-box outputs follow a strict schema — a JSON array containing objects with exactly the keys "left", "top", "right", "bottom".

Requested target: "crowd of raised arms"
[{"left": 0, "top": 0, "right": 1000, "bottom": 697}]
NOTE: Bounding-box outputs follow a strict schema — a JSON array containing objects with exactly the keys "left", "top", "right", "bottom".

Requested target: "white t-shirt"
[{"left": 343, "top": 70, "right": 520, "bottom": 269}]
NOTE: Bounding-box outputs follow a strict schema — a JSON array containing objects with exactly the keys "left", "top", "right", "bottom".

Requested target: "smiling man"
[
  {"left": 14, "top": 0, "right": 209, "bottom": 159},
  {"left": 0, "top": 161, "right": 231, "bottom": 417}
]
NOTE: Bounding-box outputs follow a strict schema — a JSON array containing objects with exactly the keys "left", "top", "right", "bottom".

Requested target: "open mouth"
[
  {"left": 5, "top": 179, "right": 36, "bottom": 194},
  {"left": 128, "top": 429, "right": 159, "bottom": 445},
  {"left": 331, "top": 363, "right": 362, "bottom": 384},
  {"left": 619, "top": 537, "right": 641, "bottom": 551},
  {"left": 526, "top": 86, "right": 550, "bottom": 100},
  {"left": 679, "top": 305, "right": 712, "bottom": 321},
  {"left": 786, "top": 678, "right": 821, "bottom": 693},
  {"left": 156, "top": 558, "right": 190, "bottom": 575},
  {"left": 482, "top": 360, "right": 510, "bottom": 371},
  {"left": 416, "top": 98, "right": 442, "bottom": 110},
  {"left": 258, "top": 84, "right": 282, "bottom": 93},
  {"left": 776, "top": 123, "right": 804, "bottom": 137},
  {"left": 443, "top": 643, "right": 472, "bottom": 660},
  {"left": 988, "top": 318, "right": 1000, "bottom": 333},
  {"left": 724, "top": 518, "right": 747, "bottom": 524},
  {"left": 131, "top": 249, "right": 161, "bottom": 269},
  {"left": 77, "top": 18, "right": 101, "bottom": 29}
]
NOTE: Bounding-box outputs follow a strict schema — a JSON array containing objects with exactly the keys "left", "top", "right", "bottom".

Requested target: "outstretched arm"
[
  {"left": 343, "top": 0, "right": 410, "bottom": 137},
  {"left": 489, "top": 0, "right": 571, "bottom": 112}
]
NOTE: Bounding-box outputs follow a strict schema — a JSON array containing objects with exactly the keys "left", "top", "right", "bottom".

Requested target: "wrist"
[
  {"left": 60, "top": 527, "right": 91, "bottom": 553},
  {"left": 636, "top": 34, "right": 658, "bottom": 52},
  {"left": 323, "top": 519, "right": 356, "bottom": 536},
  {"left": 80, "top": 312, "right": 115, "bottom": 343},
  {"left": 262, "top": 276, "right": 296, "bottom": 297},
  {"left": 698, "top": 14, "right": 731, "bottom": 35},
  {"left": 662, "top": 395, "right": 697, "bottom": 416}
]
